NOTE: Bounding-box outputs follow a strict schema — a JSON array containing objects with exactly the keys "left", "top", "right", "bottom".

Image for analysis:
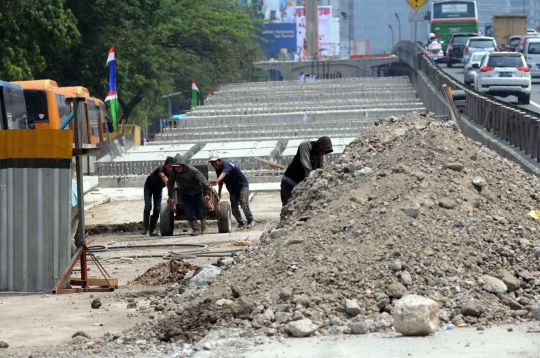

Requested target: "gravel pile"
[{"left": 56, "top": 113, "right": 540, "bottom": 355}]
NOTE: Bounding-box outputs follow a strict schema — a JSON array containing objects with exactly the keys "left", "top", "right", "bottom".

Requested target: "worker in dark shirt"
[
  {"left": 167, "top": 154, "right": 211, "bottom": 236},
  {"left": 209, "top": 156, "right": 254, "bottom": 230},
  {"left": 141, "top": 156, "right": 174, "bottom": 236},
  {"left": 281, "top": 136, "right": 333, "bottom": 206}
]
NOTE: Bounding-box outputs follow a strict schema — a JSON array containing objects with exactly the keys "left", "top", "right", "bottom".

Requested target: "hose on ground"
[{"left": 86, "top": 243, "right": 244, "bottom": 260}]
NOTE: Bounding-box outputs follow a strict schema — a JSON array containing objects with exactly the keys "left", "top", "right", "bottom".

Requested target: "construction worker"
[
  {"left": 208, "top": 156, "right": 255, "bottom": 230},
  {"left": 141, "top": 156, "right": 174, "bottom": 236},
  {"left": 167, "top": 155, "right": 210, "bottom": 236},
  {"left": 281, "top": 136, "right": 333, "bottom": 206}
]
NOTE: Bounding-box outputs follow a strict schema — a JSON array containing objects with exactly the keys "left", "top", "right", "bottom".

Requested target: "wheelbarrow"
[{"left": 159, "top": 165, "right": 232, "bottom": 236}]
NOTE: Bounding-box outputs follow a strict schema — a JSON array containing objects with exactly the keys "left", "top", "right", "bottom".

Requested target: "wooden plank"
[
  {"left": 253, "top": 156, "right": 286, "bottom": 169},
  {"left": 71, "top": 276, "right": 118, "bottom": 288}
]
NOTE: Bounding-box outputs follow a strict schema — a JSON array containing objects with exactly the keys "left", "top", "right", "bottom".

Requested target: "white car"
[
  {"left": 464, "top": 51, "right": 488, "bottom": 86},
  {"left": 473, "top": 52, "right": 531, "bottom": 104},
  {"left": 463, "top": 37, "right": 498, "bottom": 63}
]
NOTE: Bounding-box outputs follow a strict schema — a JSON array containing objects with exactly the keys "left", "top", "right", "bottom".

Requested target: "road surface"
[{"left": 440, "top": 63, "right": 540, "bottom": 114}]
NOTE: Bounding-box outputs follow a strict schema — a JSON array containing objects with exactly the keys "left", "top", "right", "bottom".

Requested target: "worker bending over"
[
  {"left": 167, "top": 155, "right": 210, "bottom": 236},
  {"left": 281, "top": 136, "right": 333, "bottom": 206},
  {"left": 141, "top": 156, "right": 174, "bottom": 236},
  {"left": 209, "top": 156, "right": 255, "bottom": 230}
]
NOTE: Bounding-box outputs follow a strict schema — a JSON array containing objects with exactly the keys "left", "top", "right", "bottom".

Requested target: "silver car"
[
  {"left": 463, "top": 37, "right": 498, "bottom": 63},
  {"left": 473, "top": 52, "right": 531, "bottom": 104},
  {"left": 464, "top": 52, "right": 488, "bottom": 86}
]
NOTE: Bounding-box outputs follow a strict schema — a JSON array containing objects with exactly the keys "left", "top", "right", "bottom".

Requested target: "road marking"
[{"left": 530, "top": 101, "right": 540, "bottom": 110}]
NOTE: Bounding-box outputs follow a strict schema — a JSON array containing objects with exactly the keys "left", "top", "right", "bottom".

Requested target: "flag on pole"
[
  {"left": 105, "top": 45, "right": 119, "bottom": 131},
  {"left": 191, "top": 78, "right": 199, "bottom": 109}
]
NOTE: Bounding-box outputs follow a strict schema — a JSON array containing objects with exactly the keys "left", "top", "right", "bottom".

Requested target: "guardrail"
[{"left": 393, "top": 41, "right": 540, "bottom": 167}]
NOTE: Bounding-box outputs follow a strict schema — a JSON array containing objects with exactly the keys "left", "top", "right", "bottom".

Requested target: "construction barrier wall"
[{"left": 0, "top": 130, "right": 73, "bottom": 292}]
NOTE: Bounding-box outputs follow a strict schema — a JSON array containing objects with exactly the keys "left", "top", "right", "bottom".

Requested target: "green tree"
[
  {"left": 0, "top": 0, "right": 78, "bottom": 80},
  {"left": 43, "top": 0, "right": 261, "bottom": 124}
]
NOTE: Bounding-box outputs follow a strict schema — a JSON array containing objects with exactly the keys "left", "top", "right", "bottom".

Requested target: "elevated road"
[{"left": 440, "top": 64, "right": 540, "bottom": 113}]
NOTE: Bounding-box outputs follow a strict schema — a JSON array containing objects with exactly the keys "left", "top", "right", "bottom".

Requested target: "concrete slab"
[
  {"left": 191, "top": 147, "right": 277, "bottom": 161},
  {"left": 83, "top": 176, "right": 99, "bottom": 194},
  {"left": 127, "top": 143, "right": 197, "bottom": 154},
  {"left": 282, "top": 137, "right": 356, "bottom": 157},
  {"left": 85, "top": 182, "right": 281, "bottom": 203},
  {"left": 111, "top": 151, "right": 190, "bottom": 162},
  {"left": 203, "top": 140, "right": 279, "bottom": 151}
]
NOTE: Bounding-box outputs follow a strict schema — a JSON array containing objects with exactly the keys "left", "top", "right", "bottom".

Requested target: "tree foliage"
[
  {"left": 0, "top": 0, "right": 78, "bottom": 80},
  {"left": 2, "top": 0, "right": 262, "bottom": 125}
]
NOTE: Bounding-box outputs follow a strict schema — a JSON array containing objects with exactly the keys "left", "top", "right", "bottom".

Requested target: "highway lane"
[{"left": 440, "top": 64, "right": 540, "bottom": 114}]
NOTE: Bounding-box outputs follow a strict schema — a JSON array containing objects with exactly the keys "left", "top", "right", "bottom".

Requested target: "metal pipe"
[{"left": 73, "top": 97, "right": 86, "bottom": 249}]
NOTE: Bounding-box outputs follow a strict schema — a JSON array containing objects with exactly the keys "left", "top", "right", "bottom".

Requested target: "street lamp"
[
  {"left": 389, "top": 25, "right": 394, "bottom": 48},
  {"left": 395, "top": 13, "right": 402, "bottom": 43}
]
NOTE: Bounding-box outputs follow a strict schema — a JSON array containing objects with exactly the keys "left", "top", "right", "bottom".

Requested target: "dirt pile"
[
  {"left": 132, "top": 260, "right": 200, "bottom": 286},
  {"left": 132, "top": 113, "right": 540, "bottom": 344}
]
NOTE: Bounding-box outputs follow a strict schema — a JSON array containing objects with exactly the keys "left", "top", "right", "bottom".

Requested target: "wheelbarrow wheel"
[
  {"left": 160, "top": 203, "right": 174, "bottom": 236},
  {"left": 217, "top": 201, "right": 232, "bottom": 233}
]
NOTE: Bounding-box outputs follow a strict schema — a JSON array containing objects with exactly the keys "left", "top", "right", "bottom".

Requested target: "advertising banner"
[
  {"left": 258, "top": 23, "right": 297, "bottom": 55},
  {"left": 258, "top": 0, "right": 298, "bottom": 23},
  {"left": 295, "top": 6, "right": 333, "bottom": 59}
]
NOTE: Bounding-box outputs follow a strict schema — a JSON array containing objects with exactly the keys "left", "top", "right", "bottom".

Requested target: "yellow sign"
[{"left": 407, "top": 0, "right": 427, "bottom": 11}]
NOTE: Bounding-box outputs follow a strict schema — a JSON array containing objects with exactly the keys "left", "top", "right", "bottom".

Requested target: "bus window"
[
  {"left": 56, "top": 94, "right": 70, "bottom": 123},
  {"left": 99, "top": 102, "right": 109, "bottom": 139},
  {"left": 3, "top": 87, "right": 27, "bottom": 129},
  {"left": 24, "top": 90, "right": 49, "bottom": 123},
  {"left": 87, "top": 102, "right": 100, "bottom": 138}
]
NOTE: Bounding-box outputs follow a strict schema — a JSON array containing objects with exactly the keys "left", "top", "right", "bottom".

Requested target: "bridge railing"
[{"left": 394, "top": 41, "right": 540, "bottom": 166}]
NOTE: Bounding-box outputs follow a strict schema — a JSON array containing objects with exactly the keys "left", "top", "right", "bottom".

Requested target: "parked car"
[
  {"left": 446, "top": 33, "right": 478, "bottom": 68},
  {"left": 522, "top": 38, "right": 540, "bottom": 78},
  {"left": 506, "top": 35, "right": 523, "bottom": 51},
  {"left": 473, "top": 52, "right": 531, "bottom": 104},
  {"left": 464, "top": 51, "right": 488, "bottom": 86},
  {"left": 518, "top": 35, "right": 538, "bottom": 52},
  {"left": 527, "top": 28, "right": 537, "bottom": 35},
  {"left": 463, "top": 37, "right": 498, "bottom": 63}
]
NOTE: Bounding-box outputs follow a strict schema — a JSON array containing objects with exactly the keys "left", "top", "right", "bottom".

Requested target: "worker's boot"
[
  {"left": 200, "top": 218, "right": 207, "bottom": 234},
  {"left": 189, "top": 220, "right": 201, "bottom": 236},
  {"left": 148, "top": 216, "right": 159, "bottom": 237},
  {"left": 140, "top": 215, "right": 149, "bottom": 235}
]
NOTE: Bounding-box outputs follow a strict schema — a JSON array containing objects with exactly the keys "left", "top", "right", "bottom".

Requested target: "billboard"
[
  {"left": 257, "top": 0, "right": 298, "bottom": 23},
  {"left": 258, "top": 23, "right": 297, "bottom": 55},
  {"left": 295, "top": 6, "right": 333, "bottom": 59}
]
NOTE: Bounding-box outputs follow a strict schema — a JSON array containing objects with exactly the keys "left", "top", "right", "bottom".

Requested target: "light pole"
[
  {"left": 389, "top": 25, "right": 394, "bottom": 48},
  {"left": 395, "top": 13, "right": 402, "bottom": 43}
]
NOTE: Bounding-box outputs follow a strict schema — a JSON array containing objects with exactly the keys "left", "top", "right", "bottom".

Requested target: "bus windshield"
[
  {"left": 24, "top": 90, "right": 49, "bottom": 123},
  {"left": 433, "top": 2, "right": 475, "bottom": 19},
  {"left": 3, "top": 87, "right": 27, "bottom": 129}
]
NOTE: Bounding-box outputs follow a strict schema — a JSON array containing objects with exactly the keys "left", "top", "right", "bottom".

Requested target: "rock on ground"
[
  {"left": 189, "top": 265, "right": 222, "bottom": 288},
  {"left": 287, "top": 319, "right": 319, "bottom": 337},
  {"left": 91, "top": 298, "right": 101, "bottom": 309},
  {"left": 481, "top": 275, "right": 507, "bottom": 294},
  {"left": 393, "top": 295, "right": 439, "bottom": 336}
]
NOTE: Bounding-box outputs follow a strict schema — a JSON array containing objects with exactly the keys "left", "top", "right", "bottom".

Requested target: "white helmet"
[{"left": 429, "top": 33, "right": 436, "bottom": 39}]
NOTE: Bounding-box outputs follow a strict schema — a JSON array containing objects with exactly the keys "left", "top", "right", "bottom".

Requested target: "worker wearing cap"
[
  {"left": 167, "top": 154, "right": 210, "bottom": 236},
  {"left": 281, "top": 136, "right": 333, "bottom": 206},
  {"left": 209, "top": 156, "right": 254, "bottom": 230}
]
